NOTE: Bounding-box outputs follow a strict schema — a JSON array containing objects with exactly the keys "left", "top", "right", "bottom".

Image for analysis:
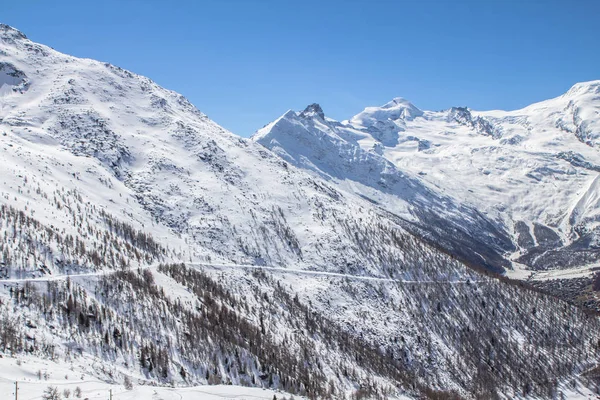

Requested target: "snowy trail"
[
  {"left": 190, "top": 262, "right": 482, "bottom": 284},
  {"left": 0, "top": 261, "right": 483, "bottom": 285},
  {"left": 0, "top": 263, "right": 158, "bottom": 283}
]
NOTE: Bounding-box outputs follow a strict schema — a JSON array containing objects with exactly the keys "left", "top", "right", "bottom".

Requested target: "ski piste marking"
[{"left": 0, "top": 262, "right": 483, "bottom": 284}]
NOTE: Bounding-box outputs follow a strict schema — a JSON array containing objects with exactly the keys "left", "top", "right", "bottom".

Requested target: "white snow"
[{"left": 0, "top": 355, "right": 302, "bottom": 400}]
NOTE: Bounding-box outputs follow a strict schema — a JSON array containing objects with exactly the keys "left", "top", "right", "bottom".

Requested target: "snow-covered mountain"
[
  {"left": 253, "top": 81, "right": 600, "bottom": 291},
  {"left": 253, "top": 104, "right": 516, "bottom": 275},
  {"left": 1, "top": 23, "right": 600, "bottom": 399}
]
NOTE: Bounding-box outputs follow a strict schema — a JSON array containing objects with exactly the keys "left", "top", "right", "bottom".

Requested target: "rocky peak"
[
  {"left": 299, "top": 103, "right": 325, "bottom": 120},
  {"left": 0, "top": 24, "right": 28, "bottom": 43},
  {"left": 565, "top": 80, "right": 600, "bottom": 97}
]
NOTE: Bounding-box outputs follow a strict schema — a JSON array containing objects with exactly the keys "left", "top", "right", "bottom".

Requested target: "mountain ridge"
[{"left": 253, "top": 79, "right": 600, "bottom": 295}]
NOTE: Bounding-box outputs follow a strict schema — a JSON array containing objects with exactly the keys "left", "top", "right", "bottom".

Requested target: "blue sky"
[{"left": 2, "top": 0, "right": 599, "bottom": 136}]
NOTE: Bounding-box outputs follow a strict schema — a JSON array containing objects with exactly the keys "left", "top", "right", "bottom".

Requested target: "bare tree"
[{"left": 42, "top": 386, "right": 62, "bottom": 400}]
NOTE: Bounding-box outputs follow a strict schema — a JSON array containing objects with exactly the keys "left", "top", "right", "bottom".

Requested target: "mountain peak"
[
  {"left": 0, "top": 24, "right": 27, "bottom": 42},
  {"left": 379, "top": 97, "right": 423, "bottom": 117},
  {"left": 351, "top": 97, "right": 423, "bottom": 127},
  {"left": 299, "top": 103, "right": 325, "bottom": 120},
  {"left": 564, "top": 80, "right": 600, "bottom": 97},
  {"left": 382, "top": 97, "right": 416, "bottom": 109}
]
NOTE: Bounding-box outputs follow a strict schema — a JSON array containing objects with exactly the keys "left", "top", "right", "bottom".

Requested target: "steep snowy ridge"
[
  {"left": 548, "top": 80, "right": 600, "bottom": 147},
  {"left": 1, "top": 24, "right": 600, "bottom": 399}
]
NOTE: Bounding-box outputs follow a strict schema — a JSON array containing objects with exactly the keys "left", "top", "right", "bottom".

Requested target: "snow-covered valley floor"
[{"left": 0, "top": 356, "right": 303, "bottom": 400}]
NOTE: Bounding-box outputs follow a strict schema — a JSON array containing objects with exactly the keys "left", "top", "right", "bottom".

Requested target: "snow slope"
[
  {"left": 0, "top": 356, "right": 308, "bottom": 400},
  {"left": 2, "top": 23, "right": 484, "bottom": 278}
]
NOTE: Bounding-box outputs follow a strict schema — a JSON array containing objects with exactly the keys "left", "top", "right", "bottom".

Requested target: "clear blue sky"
[{"left": 2, "top": 0, "right": 599, "bottom": 136}]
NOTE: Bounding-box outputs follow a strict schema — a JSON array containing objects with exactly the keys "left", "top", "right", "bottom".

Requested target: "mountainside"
[
  {"left": 253, "top": 82, "right": 600, "bottom": 310},
  {"left": 1, "top": 24, "right": 600, "bottom": 399}
]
